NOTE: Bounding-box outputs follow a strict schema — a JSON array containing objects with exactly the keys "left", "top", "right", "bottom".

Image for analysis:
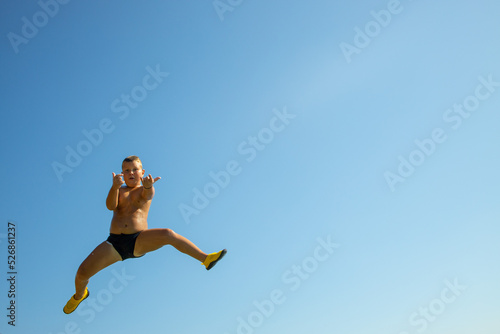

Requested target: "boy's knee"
[
  {"left": 163, "top": 228, "right": 175, "bottom": 239},
  {"left": 76, "top": 265, "right": 90, "bottom": 281},
  {"left": 161, "top": 228, "right": 178, "bottom": 244}
]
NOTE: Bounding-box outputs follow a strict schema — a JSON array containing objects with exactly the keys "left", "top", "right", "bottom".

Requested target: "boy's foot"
[
  {"left": 63, "top": 288, "right": 89, "bottom": 314},
  {"left": 202, "top": 249, "right": 227, "bottom": 270}
]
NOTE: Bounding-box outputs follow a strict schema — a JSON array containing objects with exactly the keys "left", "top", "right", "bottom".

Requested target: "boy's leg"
[
  {"left": 134, "top": 228, "right": 207, "bottom": 262},
  {"left": 64, "top": 241, "right": 121, "bottom": 314},
  {"left": 74, "top": 241, "right": 122, "bottom": 299}
]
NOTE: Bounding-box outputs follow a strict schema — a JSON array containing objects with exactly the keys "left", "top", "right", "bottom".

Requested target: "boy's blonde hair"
[{"left": 122, "top": 155, "right": 143, "bottom": 169}]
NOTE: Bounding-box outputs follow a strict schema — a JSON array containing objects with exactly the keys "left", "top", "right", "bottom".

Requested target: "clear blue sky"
[{"left": 1, "top": 0, "right": 499, "bottom": 333}]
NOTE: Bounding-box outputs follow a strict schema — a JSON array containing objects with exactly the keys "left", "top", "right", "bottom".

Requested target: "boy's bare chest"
[{"left": 117, "top": 189, "right": 145, "bottom": 211}]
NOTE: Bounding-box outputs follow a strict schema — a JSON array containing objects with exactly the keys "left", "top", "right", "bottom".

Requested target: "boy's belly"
[{"left": 110, "top": 215, "right": 148, "bottom": 234}]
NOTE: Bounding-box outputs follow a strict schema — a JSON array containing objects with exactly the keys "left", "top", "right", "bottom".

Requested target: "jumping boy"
[{"left": 63, "top": 156, "right": 226, "bottom": 314}]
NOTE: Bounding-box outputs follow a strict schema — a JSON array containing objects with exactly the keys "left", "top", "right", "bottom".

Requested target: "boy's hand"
[
  {"left": 112, "top": 172, "right": 125, "bottom": 188},
  {"left": 142, "top": 174, "right": 161, "bottom": 189}
]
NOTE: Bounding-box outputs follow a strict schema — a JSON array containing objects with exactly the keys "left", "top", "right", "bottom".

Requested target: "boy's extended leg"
[
  {"left": 134, "top": 228, "right": 226, "bottom": 269},
  {"left": 64, "top": 241, "right": 121, "bottom": 314},
  {"left": 134, "top": 228, "right": 206, "bottom": 261}
]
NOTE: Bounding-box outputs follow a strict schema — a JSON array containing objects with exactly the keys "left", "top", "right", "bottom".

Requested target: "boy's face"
[{"left": 122, "top": 161, "right": 145, "bottom": 188}]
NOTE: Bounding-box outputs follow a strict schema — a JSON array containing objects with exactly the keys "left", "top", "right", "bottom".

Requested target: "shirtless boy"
[{"left": 63, "top": 156, "right": 226, "bottom": 314}]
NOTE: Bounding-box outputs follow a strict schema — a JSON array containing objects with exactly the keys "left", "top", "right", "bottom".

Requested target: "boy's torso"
[{"left": 110, "top": 186, "right": 151, "bottom": 234}]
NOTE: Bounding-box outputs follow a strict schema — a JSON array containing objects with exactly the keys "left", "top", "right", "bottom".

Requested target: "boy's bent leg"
[
  {"left": 134, "top": 229, "right": 207, "bottom": 262},
  {"left": 64, "top": 241, "right": 121, "bottom": 314}
]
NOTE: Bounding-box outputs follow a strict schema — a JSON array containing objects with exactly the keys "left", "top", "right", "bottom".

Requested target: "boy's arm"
[
  {"left": 106, "top": 173, "right": 124, "bottom": 210},
  {"left": 142, "top": 174, "right": 161, "bottom": 200}
]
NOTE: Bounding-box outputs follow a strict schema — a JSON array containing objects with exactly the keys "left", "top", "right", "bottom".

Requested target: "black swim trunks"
[{"left": 106, "top": 232, "right": 144, "bottom": 261}]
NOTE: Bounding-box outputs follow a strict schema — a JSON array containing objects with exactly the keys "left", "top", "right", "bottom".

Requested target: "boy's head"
[
  {"left": 122, "top": 155, "right": 142, "bottom": 169},
  {"left": 122, "top": 155, "right": 145, "bottom": 187}
]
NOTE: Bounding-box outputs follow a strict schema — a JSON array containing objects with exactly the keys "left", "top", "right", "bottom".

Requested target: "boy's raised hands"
[
  {"left": 112, "top": 172, "right": 125, "bottom": 188},
  {"left": 142, "top": 174, "right": 161, "bottom": 189}
]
